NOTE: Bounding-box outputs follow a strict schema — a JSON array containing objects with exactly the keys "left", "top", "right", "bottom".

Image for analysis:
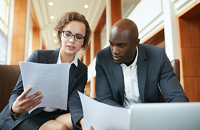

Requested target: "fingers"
[
  {"left": 29, "top": 95, "right": 43, "bottom": 108},
  {"left": 12, "top": 89, "right": 44, "bottom": 114},
  {"left": 20, "top": 87, "right": 32, "bottom": 99},
  {"left": 19, "top": 91, "right": 43, "bottom": 107},
  {"left": 25, "top": 95, "right": 43, "bottom": 111},
  {"left": 25, "top": 91, "right": 42, "bottom": 102},
  {"left": 90, "top": 126, "right": 94, "bottom": 130},
  {"left": 19, "top": 94, "right": 43, "bottom": 113}
]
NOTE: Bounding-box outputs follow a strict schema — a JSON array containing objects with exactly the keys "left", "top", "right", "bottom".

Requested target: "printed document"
[
  {"left": 78, "top": 92, "right": 130, "bottom": 130},
  {"left": 20, "top": 61, "right": 70, "bottom": 113}
]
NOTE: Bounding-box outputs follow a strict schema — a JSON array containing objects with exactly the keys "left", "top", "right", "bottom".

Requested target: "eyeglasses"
[{"left": 62, "top": 31, "right": 85, "bottom": 42}]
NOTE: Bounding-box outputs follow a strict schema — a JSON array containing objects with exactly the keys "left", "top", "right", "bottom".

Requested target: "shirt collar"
[
  {"left": 121, "top": 46, "right": 138, "bottom": 67},
  {"left": 57, "top": 52, "right": 78, "bottom": 67}
]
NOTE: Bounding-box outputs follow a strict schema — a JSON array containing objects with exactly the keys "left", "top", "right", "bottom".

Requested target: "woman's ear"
[{"left": 60, "top": 33, "right": 63, "bottom": 42}]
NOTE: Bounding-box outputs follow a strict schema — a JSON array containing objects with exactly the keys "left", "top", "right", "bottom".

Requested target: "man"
[{"left": 95, "top": 19, "right": 188, "bottom": 109}]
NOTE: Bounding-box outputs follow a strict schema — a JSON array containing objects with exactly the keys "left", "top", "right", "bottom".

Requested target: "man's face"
[{"left": 109, "top": 30, "right": 138, "bottom": 66}]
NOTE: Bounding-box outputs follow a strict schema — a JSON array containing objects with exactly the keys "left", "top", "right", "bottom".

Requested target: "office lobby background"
[{"left": 0, "top": 0, "right": 199, "bottom": 101}]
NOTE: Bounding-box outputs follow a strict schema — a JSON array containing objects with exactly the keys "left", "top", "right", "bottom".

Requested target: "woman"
[{"left": 0, "top": 12, "right": 91, "bottom": 130}]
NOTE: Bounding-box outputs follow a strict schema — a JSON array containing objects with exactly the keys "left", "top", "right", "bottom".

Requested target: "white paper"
[
  {"left": 78, "top": 92, "right": 130, "bottom": 130},
  {"left": 20, "top": 61, "right": 70, "bottom": 113}
]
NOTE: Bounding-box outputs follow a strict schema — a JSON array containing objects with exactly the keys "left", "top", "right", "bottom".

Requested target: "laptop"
[{"left": 128, "top": 103, "right": 200, "bottom": 130}]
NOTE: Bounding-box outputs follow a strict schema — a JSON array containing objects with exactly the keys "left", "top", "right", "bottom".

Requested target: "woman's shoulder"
[
  {"left": 28, "top": 49, "right": 59, "bottom": 63},
  {"left": 78, "top": 60, "right": 87, "bottom": 70},
  {"left": 34, "top": 49, "right": 59, "bottom": 55}
]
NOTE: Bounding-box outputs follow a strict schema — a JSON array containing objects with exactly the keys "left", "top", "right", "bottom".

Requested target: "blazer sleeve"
[
  {"left": 8, "top": 50, "right": 40, "bottom": 120},
  {"left": 68, "top": 64, "right": 87, "bottom": 129},
  {"left": 158, "top": 49, "right": 189, "bottom": 102},
  {"left": 95, "top": 51, "right": 122, "bottom": 107}
]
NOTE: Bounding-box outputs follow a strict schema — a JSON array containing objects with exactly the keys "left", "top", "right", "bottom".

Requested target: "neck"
[
  {"left": 124, "top": 49, "right": 137, "bottom": 66},
  {"left": 60, "top": 50, "right": 75, "bottom": 63}
]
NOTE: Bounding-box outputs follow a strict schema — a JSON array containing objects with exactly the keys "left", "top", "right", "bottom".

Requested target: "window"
[
  {"left": 0, "top": 33, "right": 7, "bottom": 64},
  {"left": 0, "top": 0, "right": 11, "bottom": 64},
  {"left": 0, "top": 0, "right": 10, "bottom": 36}
]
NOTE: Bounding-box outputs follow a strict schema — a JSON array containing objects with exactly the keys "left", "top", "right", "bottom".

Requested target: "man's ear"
[{"left": 134, "top": 38, "right": 140, "bottom": 46}]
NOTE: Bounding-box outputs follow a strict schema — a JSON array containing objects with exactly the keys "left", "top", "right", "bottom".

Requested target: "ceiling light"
[
  {"left": 54, "top": 40, "right": 57, "bottom": 43},
  {"left": 49, "top": 2, "right": 53, "bottom": 6},
  {"left": 50, "top": 16, "right": 55, "bottom": 19},
  {"left": 84, "top": 5, "right": 89, "bottom": 8},
  {"left": 53, "top": 33, "right": 56, "bottom": 36}
]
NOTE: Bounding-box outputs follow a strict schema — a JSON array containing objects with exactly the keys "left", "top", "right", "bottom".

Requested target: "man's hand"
[
  {"left": 12, "top": 87, "right": 43, "bottom": 114},
  {"left": 90, "top": 126, "right": 94, "bottom": 130}
]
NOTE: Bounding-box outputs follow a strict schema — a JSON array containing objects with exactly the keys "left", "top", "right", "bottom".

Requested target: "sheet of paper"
[
  {"left": 20, "top": 61, "right": 70, "bottom": 113},
  {"left": 78, "top": 92, "right": 130, "bottom": 130}
]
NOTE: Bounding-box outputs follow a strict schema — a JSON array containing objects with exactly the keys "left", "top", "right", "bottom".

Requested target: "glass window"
[
  {"left": 100, "top": 24, "right": 107, "bottom": 49},
  {"left": 0, "top": 0, "right": 11, "bottom": 64},
  {"left": 0, "top": 33, "right": 7, "bottom": 64},
  {"left": 0, "top": 0, "right": 10, "bottom": 36}
]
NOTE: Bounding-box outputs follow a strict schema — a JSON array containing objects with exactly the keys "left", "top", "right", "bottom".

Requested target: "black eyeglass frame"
[{"left": 62, "top": 31, "right": 85, "bottom": 42}]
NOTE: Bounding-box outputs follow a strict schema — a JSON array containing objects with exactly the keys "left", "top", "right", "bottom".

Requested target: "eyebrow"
[{"left": 64, "top": 30, "right": 84, "bottom": 36}]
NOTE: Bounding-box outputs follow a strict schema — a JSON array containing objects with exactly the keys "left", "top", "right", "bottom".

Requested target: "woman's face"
[{"left": 60, "top": 21, "right": 86, "bottom": 57}]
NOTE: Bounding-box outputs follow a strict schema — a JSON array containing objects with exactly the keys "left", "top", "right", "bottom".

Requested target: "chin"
[{"left": 114, "top": 60, "right": 122, "bottom": 64}]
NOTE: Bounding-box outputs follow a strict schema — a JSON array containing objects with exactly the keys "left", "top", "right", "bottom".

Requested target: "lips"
[
  {"left": 113, "top": 55, "right": 121, "bottom": 61},
  {"left": 67, "top": 45, "right": 75, "bottom": 50}
]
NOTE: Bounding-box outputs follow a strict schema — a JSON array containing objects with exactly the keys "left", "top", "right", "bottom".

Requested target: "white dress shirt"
[
  {"left": 43, "top": 52, "right": 78, "bottom": 112},
  {"left": 121, "top": 47, "right": 141, "bottom": 109}
]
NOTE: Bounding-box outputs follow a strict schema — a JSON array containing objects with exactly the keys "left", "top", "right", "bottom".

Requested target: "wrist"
[{"left": 10, "top": 108, "right": 21, "bottom": 120}]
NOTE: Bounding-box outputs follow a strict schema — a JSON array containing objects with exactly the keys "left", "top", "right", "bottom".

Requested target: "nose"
[
  {"left": 112, "top": 46, "right": 119, "bottom": 54},
  {"left": 69, "top": 35, "right": 75, "bottom": 43}
]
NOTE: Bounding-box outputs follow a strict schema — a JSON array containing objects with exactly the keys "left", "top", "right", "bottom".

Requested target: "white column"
[
  {"left": 24, "top": 0, "right": 30, "bottom": 61},
  {"left": 90, "top": 34, "right": 94, "bottom": 65},
  {"left": 89, "top": 35, "right": 94, "bottom": 98},
  {"left": 106, "top": 0, "right": 111, "bottom": 46},
  {"left": 39, "top": 30, "right": 42, "bottom": 49},
  {"left": 6, "top": 0, "right": 15, "bottom": 65},
  {"left": 90, "top": 78, "right": 94, "bottom": 98},
  {"left": 162, "top": 0, "right": 180, "bottom": 61}
]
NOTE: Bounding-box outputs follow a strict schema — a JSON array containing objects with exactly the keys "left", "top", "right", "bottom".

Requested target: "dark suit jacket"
[
  {"left": 95, "top": 44, "right": 188, "bottom": 107},
  {"left": 0, "top": 49, "right": 87, "bottom": 130}
]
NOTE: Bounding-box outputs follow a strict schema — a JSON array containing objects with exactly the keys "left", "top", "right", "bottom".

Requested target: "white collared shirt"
[
  {"left": 43, "top": 52, "right": 78, "bottom": 112},
  {"left": 121, "top": 47, "right": 141, "bottom": 109}
]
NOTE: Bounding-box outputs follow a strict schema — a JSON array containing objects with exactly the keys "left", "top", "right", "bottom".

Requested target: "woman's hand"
[
  {"left": 80, "top": 118, "right": 84, "bottom": 129},
  {"left": 12, "top": 87, "right": 43, "bottom": 114}
]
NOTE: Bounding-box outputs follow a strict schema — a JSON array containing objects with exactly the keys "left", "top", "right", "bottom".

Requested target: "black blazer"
[
  {"left": 95, "top": 44, "right": 188, "bottom": 107},
  {"left": 0, "top": 49, "right": 87, "bottom": 130}
]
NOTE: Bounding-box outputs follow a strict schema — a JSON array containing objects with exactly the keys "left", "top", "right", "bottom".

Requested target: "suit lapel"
[
  {"left": 137, "top": 45, "right": 148, "bottom": 103},
  {"left": 111, "top": 59, "right": 125, "bottom": 103},
  {"left": 69, "top": 63, "right": 79, "bottom": 86}
]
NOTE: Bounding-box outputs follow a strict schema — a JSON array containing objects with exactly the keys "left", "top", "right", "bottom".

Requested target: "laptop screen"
[{"left": 128, "top": 103, "right": 200, "bottom": 130}]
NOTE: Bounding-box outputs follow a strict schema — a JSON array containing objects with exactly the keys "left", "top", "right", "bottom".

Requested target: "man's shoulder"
[
  {"left": 96, "top": 46, "right": 112, "bottom": 63},
  {"left": 138, "top": 44, "right": 163, "bottom": 51},
  {"left": 138, "top": 44, "right": 164, "bottom": 56},
  {"left": 97, "top": 46, "right": 111, "bottom": 56}
]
